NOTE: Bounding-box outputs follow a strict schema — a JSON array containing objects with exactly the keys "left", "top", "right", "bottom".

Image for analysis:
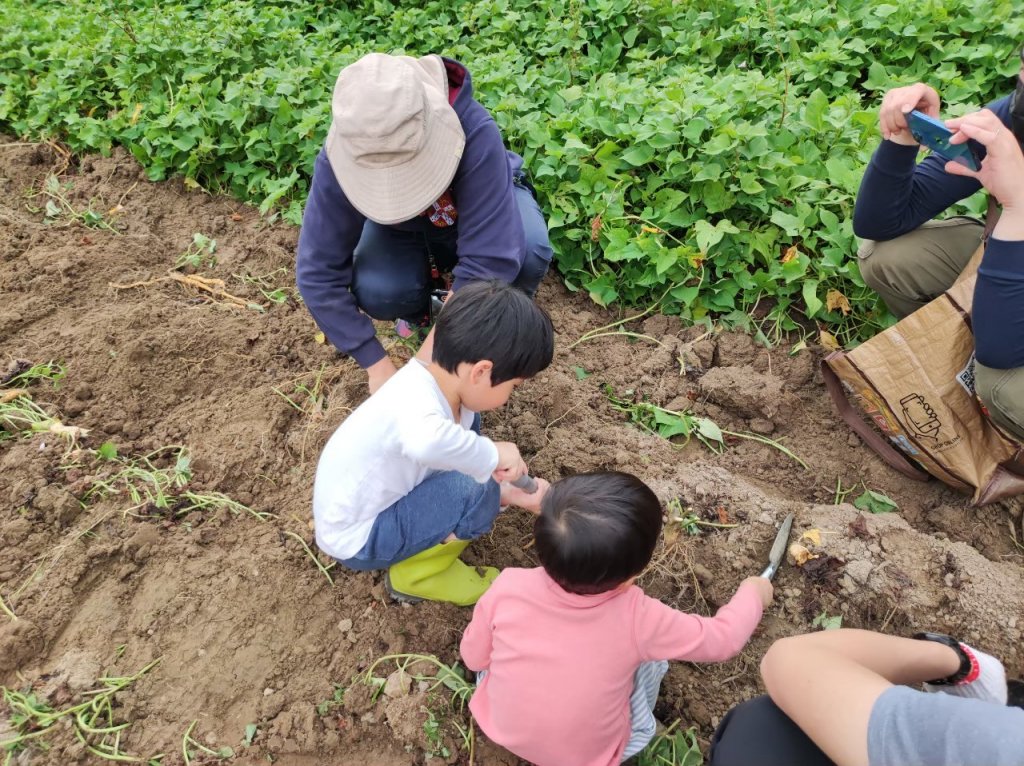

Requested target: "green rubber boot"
[{"left": 385, "top": 540, "right": 499, "bottom": 607}]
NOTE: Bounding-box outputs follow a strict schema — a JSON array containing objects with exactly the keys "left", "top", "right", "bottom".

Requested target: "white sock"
[{"left": 924, "top": 643, "right": 1007, "bottom": 705}]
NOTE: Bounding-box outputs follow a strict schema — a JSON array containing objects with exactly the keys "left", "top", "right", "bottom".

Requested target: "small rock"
[
  {"left": 748, "top": 418, "right": 775, "bottom": 435},
  {"left": 383, "top": 669, "right": 411, "bottom": 699},
  {"left": 337, "top": 618, "right": 353, "bottom": 634},
  {"left": 690, "top": 563, "right": 714, "bottom": 584},
  {"left": 1008, "top": 616, "right": 1017, "bottom": 629},
  {"left": 846, "top": 560, "right": 872, "bottom": 585},
  {"left": 847, "top": 433, "right": 861, "bottom": 447},
  {"left": 868, "top": 544, "right": 881, "bottom": 555},
  {"left": 944, "top": 573, "right": 955, "bottom": 588},
  {"left": 264, "top": 688, "right": 274, "bottom": 696}
]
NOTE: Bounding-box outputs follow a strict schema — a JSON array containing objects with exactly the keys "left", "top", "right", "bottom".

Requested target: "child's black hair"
[
  {"left": 534, "top": 471, "right": 663, "bottom": 596},
  {"left": 432, "top": 280, "right": 554, "bottom": 384}
]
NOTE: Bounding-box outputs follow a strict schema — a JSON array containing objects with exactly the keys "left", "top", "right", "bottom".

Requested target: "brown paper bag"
[{"left": 823, "top": 242, "right": 1024, "bottom": 505}]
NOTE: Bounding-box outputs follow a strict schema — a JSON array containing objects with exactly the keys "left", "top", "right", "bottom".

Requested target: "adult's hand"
[
  {"left": 366, "top": 356, "right": 398, "bottom": 394},
  {"left": 946, "top": 109, "right": 1024, "bottom": 239},
  {"left": 879, "top": 83, "right": 940, "bottom": 145}
]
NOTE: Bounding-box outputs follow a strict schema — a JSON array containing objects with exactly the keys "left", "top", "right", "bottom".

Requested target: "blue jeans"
[
  {"left": 339, "top": 416, "right": 502, "bottom": 570},
  {"left": 351, "top": 183, "right": 552, "bottom": 322}
]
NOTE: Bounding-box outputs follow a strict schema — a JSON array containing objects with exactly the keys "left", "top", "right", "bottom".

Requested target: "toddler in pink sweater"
[{"left": 460, "top": 471, "right": 774, "bottom": 766}]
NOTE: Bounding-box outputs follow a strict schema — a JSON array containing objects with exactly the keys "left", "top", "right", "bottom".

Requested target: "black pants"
[
  {"left": 709, "top": 696, "right": 836, "bottom": 766},
  {"left": 351, "top": 184, "right": 552, "bottom": 323}
]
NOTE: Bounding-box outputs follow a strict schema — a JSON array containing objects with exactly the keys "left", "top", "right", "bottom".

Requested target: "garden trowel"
[
  {"left": 760, "top": 512, "right": 794, "bottom": 580},
  {"left": 511, "top": 474, "right": 538, "bottom": 493}
]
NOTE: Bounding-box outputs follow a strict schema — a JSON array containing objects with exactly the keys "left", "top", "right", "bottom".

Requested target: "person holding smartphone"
[{"left": 853, "top": 50, "right": 1024, "bottom": 442}]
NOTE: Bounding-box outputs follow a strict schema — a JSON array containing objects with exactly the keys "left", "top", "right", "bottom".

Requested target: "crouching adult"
[
  {"left": 297, "top": 53, "right": 552, "bottom": 393},
  {"left": 853, "top": 55, "right": 1024, "bottom": 441}
]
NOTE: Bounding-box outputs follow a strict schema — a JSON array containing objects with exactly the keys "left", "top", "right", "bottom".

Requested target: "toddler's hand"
[
  {"left": 492, "top": 441, "right": 526, "bottom": 483},
  {"left": 500, "top": 477, "right": 550, "bottom": 515},
  {"left": 742, "top": 576, "right": 775, "bottom": 608}
]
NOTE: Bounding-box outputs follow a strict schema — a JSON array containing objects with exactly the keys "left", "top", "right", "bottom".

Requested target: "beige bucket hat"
[{"left": 325, "top": 53, "right": 466, "bottom": 225}]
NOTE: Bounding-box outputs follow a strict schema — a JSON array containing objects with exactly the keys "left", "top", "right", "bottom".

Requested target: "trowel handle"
[{"left": 511, "top": 474, "right": 538, "bottom": 494}]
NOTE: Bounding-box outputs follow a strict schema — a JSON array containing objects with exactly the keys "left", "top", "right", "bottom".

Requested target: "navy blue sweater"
[
  {"left": 853, "top": 95, "right": 1024, "bottom": 368},
  {"left": 296, "top": 59, "right": 526, "bottom": 368}
]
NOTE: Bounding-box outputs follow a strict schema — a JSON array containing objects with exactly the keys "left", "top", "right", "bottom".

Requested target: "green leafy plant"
[
  {"left": 363, "top": 654, "right": 476, "bottom": 760},
  {"left": 606, "top": 386, "right": 808, "bottom": 468},
  {"left": 853, "top": 489, "right": 898, "bottom": 514},
  {"left": 0, "top": 360, "right": 66, "bottom": 389},
  {"left": 174, "top": 232, "right": 217, "bottom": 270},
  {"left": 1, "top": 659, "right": 162, "bottom": 763},
  {"left": 284, "top": 530, "right": 336, "bottom": 585},
  {"left": 666, "top": 498, "right": 738, "bottom": 536},
  {"left": 272, "top": 363, "right": 330, "bottom": 419},
  {"left": 234, "top": 268, "right": 297, "bottom": 305},
  {"left": 422, "top": 710, "right": 451, "bottom": 760},
  {"left": 0, "top": 392, "right": 87, "bottom": 450},
  {"left": 2, "top": 0, "right": 1019, "bottom": 339},
  {"left": 182, "top": 720, "right": 233, "bottom": 765},
  {"left": 242, "top": 723, "right": 257, "bottom": 747},
  {"left": 315, "top": 685, "right": 345, "bottom": 717},
  {"left": 77, "top": 445, "right": 272, "bottom": 521},
  {"left": 636, "top": 720, "right": 703, "bottom": 766},
  {"left": 812, "top": 610, "right": 843, "bottom": 631},
  {"left": 36, "top": 175, "right": 119, "bottom": 233}
]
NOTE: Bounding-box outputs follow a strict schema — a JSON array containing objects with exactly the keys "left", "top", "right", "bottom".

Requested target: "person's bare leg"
[{"left": 759, "top": 630, "right": 961, "bottom": 766}]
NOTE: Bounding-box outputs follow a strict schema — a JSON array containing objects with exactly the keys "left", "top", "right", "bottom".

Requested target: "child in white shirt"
[{"left": 313, "top": 280, "right": 553, "bottom": 605}]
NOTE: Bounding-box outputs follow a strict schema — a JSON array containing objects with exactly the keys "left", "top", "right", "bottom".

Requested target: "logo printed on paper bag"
[{"left": 899, "top": 393, "right": 941, "bottom": 440}]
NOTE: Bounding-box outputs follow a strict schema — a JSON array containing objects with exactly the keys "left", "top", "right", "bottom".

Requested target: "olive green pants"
[{"left": 857, "top": 218, "right": 1024, "bottom": 442}]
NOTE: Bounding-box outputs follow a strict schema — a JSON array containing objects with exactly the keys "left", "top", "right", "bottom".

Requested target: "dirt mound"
[{"left": 2, "top": 138, "right": 1022, "bottom": 764}]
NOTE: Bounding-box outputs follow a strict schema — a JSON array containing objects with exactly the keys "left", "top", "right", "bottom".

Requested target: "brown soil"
[{"left": 1, "top": 139, "right": 1022, "bottom": 765}]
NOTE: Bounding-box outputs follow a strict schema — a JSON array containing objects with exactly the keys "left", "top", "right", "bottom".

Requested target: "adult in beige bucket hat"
[
  {"left": 325, "top": 53, "right": 465, "bottom": 226},
  {"left": 297, "top": 53, "right": 553, "bottom": 394}
]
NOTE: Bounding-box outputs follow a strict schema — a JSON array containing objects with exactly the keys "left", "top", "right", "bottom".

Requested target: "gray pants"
[
  {"left": 621, "top": 660, "right": 669, "bottom": 760},
  {"left": 858, "top": 219, "right": 1024, "bottom": 441}
]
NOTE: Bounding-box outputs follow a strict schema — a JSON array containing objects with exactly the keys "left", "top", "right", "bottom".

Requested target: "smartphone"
[{"left": 906, "top": 110, "right": 981, "bottom": 171}]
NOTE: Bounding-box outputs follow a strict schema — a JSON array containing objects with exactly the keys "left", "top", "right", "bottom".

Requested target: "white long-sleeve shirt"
[{"left": 313, "top": 360, "right": 499, "bottom": 560}]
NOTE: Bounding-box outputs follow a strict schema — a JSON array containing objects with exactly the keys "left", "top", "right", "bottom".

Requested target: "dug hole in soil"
[{"left": 1, "top": 138, "right": 1022, "bottom": 765}]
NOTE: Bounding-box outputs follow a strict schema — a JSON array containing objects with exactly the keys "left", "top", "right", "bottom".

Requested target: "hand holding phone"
[{"left": 906, "top": 110, "right": 980, "bottom": 171}]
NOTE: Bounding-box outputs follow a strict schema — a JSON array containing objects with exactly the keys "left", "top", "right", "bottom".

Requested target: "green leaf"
[
  {"left": 802, "top": 279, "right": 823, "bottom": 317},
  {"left": 693, "top": 220, "right": 721, "bottom": 253},
  {"left": 620, "top": 145, "right": 654, "bottom": 166},
  {"left": 243, "top": 724, "right": 257, "bottom": 746},
  {"left": 853, "top": 490, "right": 899, "bottom": 514},
  {"left": 97, "top": 441, "right": 118, "bottom": 461},
  {"left": 770, "top": 209, "right": 804, "bottom": 236},
  {"left": 812, "top": 611, "right": 843, "bottom": 630},
  {"left": 695, "top": 417, "right": 723, "bottom": 444},
  {"left": 572, "top": 366, "right": 590, "bottom": 380}
]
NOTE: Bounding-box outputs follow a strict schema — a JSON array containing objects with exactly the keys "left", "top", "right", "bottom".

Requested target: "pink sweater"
[{"left": 460, "top": 568, "right": 765, "bottom": 766}]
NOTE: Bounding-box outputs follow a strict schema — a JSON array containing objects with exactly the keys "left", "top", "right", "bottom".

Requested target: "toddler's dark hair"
[
  {"left": 534, "top": 471, "right": 663, "bottom": 595},
  {"left": 432, "top": 280, "right": 554, "bottom": 384}
]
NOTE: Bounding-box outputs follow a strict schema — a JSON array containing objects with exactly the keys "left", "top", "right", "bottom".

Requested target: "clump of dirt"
[{"left": 1, "top": 138, "right": 1022, "bottom": 765}]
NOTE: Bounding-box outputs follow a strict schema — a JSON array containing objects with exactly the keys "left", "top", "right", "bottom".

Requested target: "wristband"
[{"left": 912, "top": 632, "right": 979, "bottom": 686}]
